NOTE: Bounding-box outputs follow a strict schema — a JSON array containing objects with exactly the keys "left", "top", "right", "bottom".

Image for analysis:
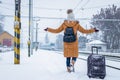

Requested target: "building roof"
[
  {"left": 0, "top": 31, "right": 14, "bottom": 38},
  {"left": 87, "top": 40, "right": 106, "bottom": 45}
]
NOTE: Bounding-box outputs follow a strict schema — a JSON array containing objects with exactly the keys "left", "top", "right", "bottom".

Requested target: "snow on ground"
[{"left": 0, "top": 49, "right": 120, "bottom": 80}]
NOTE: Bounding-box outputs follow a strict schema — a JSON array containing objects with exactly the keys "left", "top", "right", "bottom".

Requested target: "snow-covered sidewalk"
[{"left": 0, "top": 49, "right": 120, "bottom": 80}]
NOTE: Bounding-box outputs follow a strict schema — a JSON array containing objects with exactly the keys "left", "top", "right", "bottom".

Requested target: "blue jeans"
[{"left": 66, "top": 57, "right": 77, "bottom": 67}]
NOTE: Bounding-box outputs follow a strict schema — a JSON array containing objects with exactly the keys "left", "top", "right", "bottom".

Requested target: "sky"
[
  {"left": 0, "top": 0, "right": 120, "bottom": 44},
  {"left": 0, "top": 49, "right": 120, "bottom": 80}
]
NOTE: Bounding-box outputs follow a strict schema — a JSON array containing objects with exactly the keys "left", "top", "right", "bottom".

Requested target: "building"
[
  {"left": 86, "top": 40, "right": 106, "bottom": 51},
  {"left": 0, "top": 31, "right": 14, "bottom": 47},
  {"left": 55, "top": 34, "right": 63, "bottom": 50},
  {"left": 78, "top": 36, "right": 88, "bottom": 49}
]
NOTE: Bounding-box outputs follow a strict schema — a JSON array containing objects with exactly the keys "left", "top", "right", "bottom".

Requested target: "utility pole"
[
  {"left": 28, "top": 0, "right": 33, "bottom": 57},
  {"left": 14, "top": 0, "right": 21, "bottom": 64}
]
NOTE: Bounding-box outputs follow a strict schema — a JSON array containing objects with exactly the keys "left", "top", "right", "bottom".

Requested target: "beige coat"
[{"left": 48, "top": 20, "right": 95, "bottom": 57}]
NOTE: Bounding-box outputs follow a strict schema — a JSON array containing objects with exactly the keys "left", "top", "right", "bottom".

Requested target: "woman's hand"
[
  {"left": 44, "top": 28, "right": 48, "bottom": 31},
  {"left": 94, "top": 28, "right": 99, "bottom": 32}
]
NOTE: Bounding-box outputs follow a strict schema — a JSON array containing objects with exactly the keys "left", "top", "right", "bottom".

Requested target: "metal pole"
[
  {"left": 14, "top": 0, "right": 21, "bottom": 64},
  {"left": 35, "top": 22, "right": 39, "bottom": 51},
  {"left": 31, "top": 0, "right": 33, "bottom": 55},
  {"left": 28, "top": 0, "right": 33, "bottom": 57},
  {"left": 36, "top": 23, "right": 38, "bottom": 43},
  {"left": 28, "top": 0, "right": 31, "bottom": 57}
]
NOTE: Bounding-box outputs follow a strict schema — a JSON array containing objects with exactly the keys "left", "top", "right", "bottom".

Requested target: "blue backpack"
[{"left": 63, "top": 27, "right": 76, "bottom": 43}]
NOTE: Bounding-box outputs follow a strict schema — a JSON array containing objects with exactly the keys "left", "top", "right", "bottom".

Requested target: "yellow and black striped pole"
[{"left": 14, "top": 0, "right": 21, "bottom": 64}]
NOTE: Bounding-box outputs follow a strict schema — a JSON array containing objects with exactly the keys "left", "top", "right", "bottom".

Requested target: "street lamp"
[{"left": 33, "top": 17, "right": 40, "bottom": 51}]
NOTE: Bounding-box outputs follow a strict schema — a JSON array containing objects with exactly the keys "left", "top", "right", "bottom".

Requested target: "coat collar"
[{"left": 64, "top": 20, "right": 78, "bottom": 27}]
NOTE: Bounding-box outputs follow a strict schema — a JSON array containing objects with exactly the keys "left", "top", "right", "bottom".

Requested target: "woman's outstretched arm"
[{"left": 46, "top": 23, "right": 64, "bottom": 33}]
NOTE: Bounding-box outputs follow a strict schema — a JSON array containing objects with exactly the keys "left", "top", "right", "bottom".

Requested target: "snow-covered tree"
[
  {"left": 0, "top": 14, "right": 4, "bottom": 34},
  {"left": 91, "top": 5, "right": 120, "bottom": 50}
]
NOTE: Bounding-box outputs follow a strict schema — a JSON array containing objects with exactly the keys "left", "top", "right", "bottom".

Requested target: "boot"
[
  {"left": 67, "top": 67, "right": 71, "bottom": 73},
  {"left": 71, "top": 60, "right": 75, "bottom": 72},
  {"left": 71, "top": 60, "right": 75, "bottom": 66}
]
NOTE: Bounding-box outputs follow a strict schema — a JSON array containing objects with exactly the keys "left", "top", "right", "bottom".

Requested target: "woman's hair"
[{"left": 67, "top": 9, "right": 73, "bottom": 14}]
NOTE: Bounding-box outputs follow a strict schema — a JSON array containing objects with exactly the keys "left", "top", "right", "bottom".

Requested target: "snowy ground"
[{"left": 0, "top": 49, "right": 120, "bottom": 80}]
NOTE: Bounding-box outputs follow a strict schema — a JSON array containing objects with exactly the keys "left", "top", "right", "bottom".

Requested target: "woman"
[{"left": 44, "top": 9, "right": 99, "bottom": 72}]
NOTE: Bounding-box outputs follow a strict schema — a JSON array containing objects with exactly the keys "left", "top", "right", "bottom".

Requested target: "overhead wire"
[
  {"left": 1, "top": 14, "right": 120, "bottom": 21},
  {"left": 81, "top": 0, "right": 90, "bottom": 7},
  {"left": 79, "top": 4, "right": 112, "bottom": 10},
  {"left": 0, "top": 1, "right": 120, "bottom": 21},
  {"left": 0, "top": 5, "right": 14, "bottom": 12},
  {"left": 75, "top": 0, "right": 90, "bottom": 14},
  {"left": 1, "top": 1, "right": 120, "bottom": 8},
  {"left": 32, "top": 6, "right": 66, "bottom": 11},
  {"left": 74, "top": 0, "right": 83, "bottom": 10},
  {"left": 0, "top": 2, "right": 29, "bottom": 16},
  {"left": 75, "top": 1, "right": 120, "bottom": 12},
  {"left": 1, "top": 1, "right": 66, "bottom": 11},
  {"left": 1, "top": 1, "right": 120, "bottom": 11}
]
